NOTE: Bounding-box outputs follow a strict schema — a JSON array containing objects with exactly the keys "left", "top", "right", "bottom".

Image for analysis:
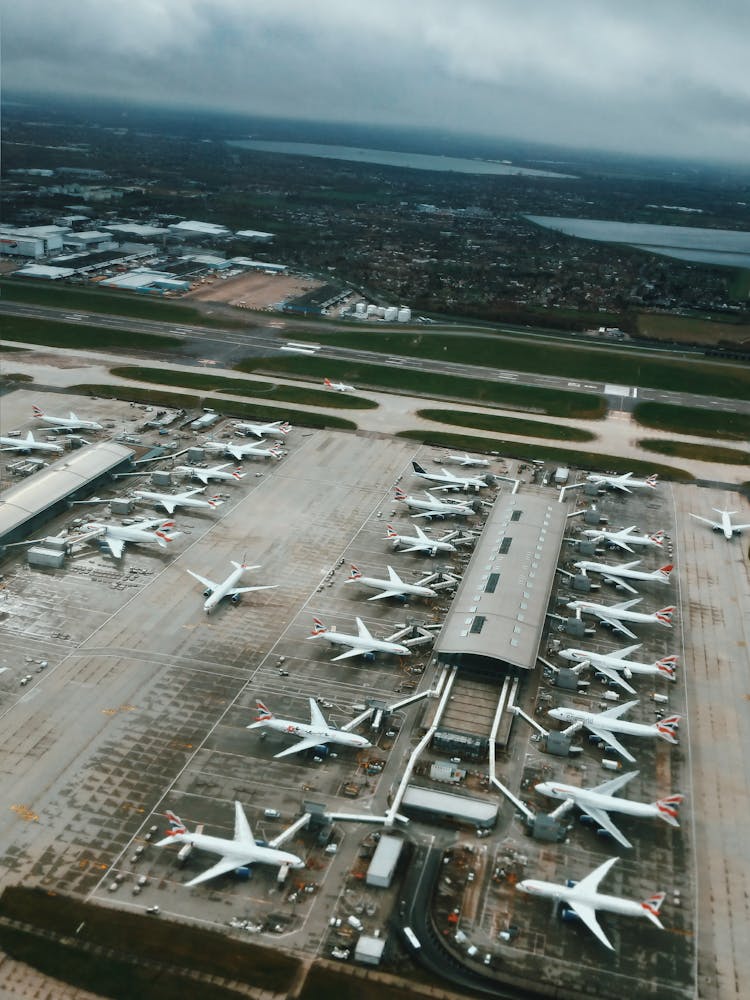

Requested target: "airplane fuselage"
[
  {"left": 168, "top": 831, "right": 303, "bottom": 870},
  {"left": 311, "top": 629, "right": 410, "bottom": 658},
  {"left": 347, "top": 574, "right": 437, "bottom": 600},
  {"left": 558, "top": 647, "right": 675, "bottom": 680},
  {"left": 0, "top": 434, "right": 63, "bottom": 454},
  {"left": 517, "top": 879, "right": 651, "bottom": 921},
  {"left": 536, "top": 781, "right": 661, "bottom": 822},
  {"left": 549, "top": 707, "right": 664, "bottom": 740},
  {"left": 262, "top": 718, "right": 369, "bottom": 750},
  {"left": 175, "top": 464, "right": 241, "bottom": 484},
  {"left": 583, "top": 529, "right": 662, "bottom": 549},
  {"left": 574, "top": 561, "right": 670, "bottom": 584},
  {"left": 399, "top": 494, "right": 473, "bottom": 518},
  {"left": 567, "top": 600, "right": 672, "bottom": 628}
]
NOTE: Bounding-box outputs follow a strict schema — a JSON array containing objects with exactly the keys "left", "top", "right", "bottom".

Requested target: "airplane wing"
[
  {"left": 607, "top": 537, "right": 635, "bottom": 554},
  {"left": 612, "top": 482, "right": 632, "bottom": 494},
  {"left": 594, "top": 770, "right": 639, "bottom": 796},
  {"left": 575, "top": 856, "right": 619, "bottom": 893},
  {"left": 596, "top": 614, "right": 638, "bottom": 640},
  {"left": 157, "top": 498, "right": 177, "bottom": 514},
  {"left": 579, "top": 805, "right": 632, "bottom": 849},
  {"left": 591, "top": 662, "right": 637, "bottom": 695},
  {"left": 355, "top": 617, "right": 374, "bottom": 641},
  {"left": 274, "top": 737, "right": 323, "bottom": 759},
  {"left": 227, "top": 585, "right": 278, "bottom": 596},
  {"left": 332, "top": 646, "right": 372, "bottom": 662},
  {"left": 234, "top": 801, "right": 253, "bottom": 842},
  {"left": 601, "top": 574, "right": 639, "bottom": 595},
  {"left": 103, "top": 536, "right": 125, "bottom": 559},
  {"left": 184, "top": 857, "right": 244, "bottom": 887},
  {"left": 367, "top": 589, "right": 405, "bottom": 601},
  {"left": 308, "top": 698, "right": 328, "bottom": 730},
  {"left": 400, "top": 541, "right": 430, "bottom": 552},
  {"left": 187, "top": 570, "right": 217, "bottom": 590},
  {"left": 566, "top": 901, "right": 614, "bottom": 950},
  {"left": 191, "top": 470, "right": 210, "bottom": 484},
  {"left": 587, "top": 726, "right": 636, "bottom": 763},
  {"left": 688, "top": 513, "right": 719, "bottom": 529}
]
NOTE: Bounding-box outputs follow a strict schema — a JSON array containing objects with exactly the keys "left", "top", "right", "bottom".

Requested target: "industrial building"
[
  {"left": 0, "top": 225, "right": 68, "bottom": 258},
  {"left": 365, "top": 835, "right": 404, "bottom": 888},
  {"left": 401, "top": 786, "right": 498, "bottom": 829}
]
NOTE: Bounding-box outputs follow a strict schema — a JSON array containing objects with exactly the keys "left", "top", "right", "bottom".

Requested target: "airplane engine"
[
  {"left": 203, "top": 588, "right": 213, "bottom": 598},
  {"left": 231, "top": 593, "right": 242, "bottom": 605}
]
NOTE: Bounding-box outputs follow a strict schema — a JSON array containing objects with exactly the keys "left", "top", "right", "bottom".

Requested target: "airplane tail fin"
[
  {"left": 640, "top": 891, "right": 666, "bottom": 928},
  {"left": 649, "top": 531, "right": 665, "bottom": 546},
  {"left": 412, "top": 461, "right": 426, "bottom": 474},
  {"left": 324, "top": 378, "right": 332, "bottom": 387},
  {"left": 311, "top": 617, "right": 327, "bottom": 635},
  {"left": 255, "top": 699, "right": 273, "bottom": 721},
  {"left": 154, "top": 529, "right": 174, "bottom": 547},
  {"left": 656, "top": 564, "right": 673, "bottom": 580},
  {"left": 655, "top": 794, "right": 683, "bottom": 827},
  {"left": 655, "top": 658, "right": 677, "bottom": 681},
  {"left": 394, "top": 488, "right": 407, "bottom": 501},
  {"left": 207, "top": 495, "right": 223, "bottom": 508},
  {"left": 280, "top": 422, "right": 292, "bottom": 434},
  {"left": 656, "top": 716, "right": 681, "bottom": 743},
  {"left": 655, "top": 606, "right": 675, "bottom": 626},
  {"left": 164, "top": 810, "right": 187, "bottom": 836},
  {"left": 348, "top": 565, "right": 362, "bottom": 580},
  {"left": 385, "top": 525, "right": 398, "bottom": 539},
  {"left": 32, "top": 405, "right": 44, "bottom": 417},
  {"left": 232, "top": 468, "right": 244, "bottom": 480},
  {"left": 646, "top": 475, "right": 658, "bottom": 487}
]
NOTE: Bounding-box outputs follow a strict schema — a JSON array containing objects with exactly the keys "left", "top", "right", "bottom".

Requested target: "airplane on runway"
[
  {"left": 309, "top": 616, "right": 411, "bottom": 661},
  {"left": 394, "top": 488, "right": 474, "bottom": 520},
  {"left": 346, "top": 564, "right": 438, "bottom": 601},
  {"left": 580, "top": 525, "right": 665, "bottom": 554},
  {"left": 535, "top": 771, "right": 683, "bottom": 849},
  {"left": 132, "top": 487, "right": 223, "bottom": 515},
  {"left": 234, "top": 419, "right": 292, "bottom": 439},
  {"left": 565, "top": 597, "right": 675, "bottom": 640},
  {"left": 0, "top": 430, "right": 64, "bottom": 455},
  {"left": 516, "top": 857, "right": 666, "bottom": 950},
  {"left": 557, "top": 643, "right": 677, "bottom": 694},
  {"left": 385, "top": 523, "right": 459, "bottom": 556},
  {"left": 324, "top": 378, "right": 354, "bottom": 392},
  {"left": 155, "top": 800, "right": 304, "bottom": 886},
  {"left": 187, "top": 558, "right": 277, "bottom": 613},
  {"left": 80, "top": 517, "right": 180, "bottom": 559},
  {"left": 411, "top": 461, "right": 492, "bottom": 492},
  {"left": 173, "top": 462, "right": 245, "bottom": 485},
  {"left": 247, "top": 698, "right": 372, "bottom": 758},
  {"left": 586, "top": 472, "right": 658, "bottom": 493},
  {"left": 204, "top": 439, "right": 282, "bottom": 462},
  {"left": 689, "top": 508, "right": 750, "bottom": 540},
  {"left": 547, "top": 700, "right": 681, "bottom": 763},
  {"left": 445, "top": 452, "right": 490, "bottom": 468},
  {"left": 569, "top": 559, "right": 673, "bottom": 595},
  {"left": 32, "top": 405, "right": 103, "bottom": 432}
]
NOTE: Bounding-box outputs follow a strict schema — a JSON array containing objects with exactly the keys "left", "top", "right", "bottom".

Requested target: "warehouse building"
[
  {"left": 366, "top": 835, "right": 404, "bottom": 888},
  {"left": 401, "top": 786, "right": 498, "bottom": 829}
]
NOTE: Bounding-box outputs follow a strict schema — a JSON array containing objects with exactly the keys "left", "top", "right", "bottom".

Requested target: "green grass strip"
[
  {"left": 1, "top": 315, "right": 177, "bottom": 353},
  {"left": 633, "top": 401, "right": 750, "bottom": 441},
  {"left": 637, "top": 439, "right": 750, "bottom": 465},
  {"left": 417, "top": 407, "right": 595, "bottom": 442}
]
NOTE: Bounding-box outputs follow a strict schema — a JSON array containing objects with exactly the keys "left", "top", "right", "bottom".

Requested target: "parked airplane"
[
  {"left": 557, "top": 643, "right": 677, "bottom": 694},
  {"left": 547, "top": 700, "right": 681, "bottom": 763},
  {"left": 516, "top": 857, "right": 666, "bottom": 950},
  {"left": 581, "top": 525, "right": 664, "bottom": 554},
  {"left": 411, "top": 461, "right": 491, "bottom": 492},
  {"left": 155, "top": 800, "right": 304, "bottom": 886},
  {"left": 566, "top": 597, "right": 675, "bottom": 640},
  {"left": 0, "top": 430, "right": 64, "bottom": 455},
  {"left": 133, "top": 487, "right": 223, "bottom": 515},
  {"left": 346, "top": 564, "right": 438, "bottom": 602},
  {"left": 385, "top": 523, "right": 458, "bottom": 556},
  {"left": 571, "top": 559, "right": 673, "bottom": 595},
  {"left": 32, "top": 404, "right": 103, "bottom": 432},
  {"left": 324, "top": 378, "right": 354, "bottom": 392},
  {"left": 82, "top": 517, "right": 180, "bottom": 559},
  {"left": 689, "top": 508, "right": 750, "bottom": 540},
  {"left": 445, "top": 452, "right": 490, "bottom": 468},
  {"left": 247, "top": 698, "right": 372, "bottom": 758},
  {"left": 586, "top": 472, "right": 658, "bottom": 493},
  {"left": 535, "top": 770, "right": 683, "bottom": 849},
  {"left": 394, "top": 488, "right": 474, "bottom": 520},
  {"left": 205, "top": 439, "right": 282, "bottom": 462},
  {"left": 309, "top": 616, "right": 411, "bottom": 661},
  {"left": 174, "top": 462, "right": 244, "bottom": 485},
  {"left": 187, "top": 559, "right": 277, "bottom": 613},
  {"left": 234, "top": 419, "right": 292, "bottom": 439}
]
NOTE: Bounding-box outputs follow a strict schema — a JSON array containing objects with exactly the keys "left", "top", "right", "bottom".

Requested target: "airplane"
[
  {"left": 346, "top": 564, "right": 438, "bottom": 602},
  {"left": 0, "top": 430, "right": 64, "bottom": 455},
  {"left": 586, "top": 472, "right": 658, "bottom": 493},
  {"left": 516, "top": 856, "right": 666, "bottom": 951},
  {"left": 557, "top": 643, "right": 677, "bottom": 694},
  {"left": 394, "top": 487, "right": 474, "bottom": 520},
  {"left": 411, "top": 461, "right": 491, "bottom": 492},
  {"left": 174, "top": 462, "right": 245, "bottom": 485},
  {"left": 581, "top": 526, "right": 664, "bottom": 554},
  {"left": 565, "top": 597, "right": 675, "bottom": 640},
  {"left": 155, "top": 800, "right": 304, "bottom": 886},
  {"left": 309, "top": 616, "right": 411, "bottom": 661},
  {"left": 535, "top": 770, "right": 683, "bottom": 849},
  {"left": 445, "top": 452, "right": 490, "bottom": 468},
  {"left": 187, "top": 558, "right": 277, "bottom": 613},
  {"left": 689, "top": 508, "right": 750, "bottom": 540},
  {"left": 132, "top": 487, "right": 223, "bottom": 515},
  {"left": 81, "top": 517, "right": 181, "bottom": 559},
  {"left": 570, "top": 559, "right": 673, "bottom": 595},
  {"left": 385, "top": 523, "right": 458, "bottom": 556},
  {"left": 204, "top": 439, "right": 282, "bottom": 462},
  {"left": 234, "top": 419, "right": 292, "bottom": 439},
  {"left": 247, "top": 698, "right": 372, "bottom": 758},
  {"left": 547, "top": 700, "right": 681, "bottom": 763},
  {"left": 324, "top": 378, "right": 354, "bottom": 392},
  {"left": 32, "top": 404, "right": 103, "bottom": 432}
]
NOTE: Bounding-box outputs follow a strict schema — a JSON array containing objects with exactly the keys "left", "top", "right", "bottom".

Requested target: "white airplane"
[
  {"left": 205, "top": 439, "right": 282, "bottom": 462},
  {"left": 558, "top": 643, "right": 677, "bottom": 694},
  {"left": 247, "top": 698, "right": 372, "bottom": 758},
  {"left": 445, "top": 452, "right": 490, "bottom": 468},
  {"left": 411, "top": 461, "right": 490, "bottom": 492},
  {"left": 566, "top": 597, "right": 675, "bottom": 640},
  {"left": 132, "top": 487, "right": 223, "bottom": 515},
  {"left": 689, "top": 508, "right": 750, "bottom": 540},
  {"left": 581, "top": 525, "right": 664, "bottom": 554},
  {"left": 535, "top": 771, "right": 683, "bottom": 849},
  {"left": 571, "top": 559, "right": 673, "bottom": 595},
  {"left": 309, "top": 616, "right": 411, "bottom": 661},
  {"left": 234, "top": 419, "right": 292, "bottom": 439},
  {"left": 346, "top": 564, "right": 438, "bottom": 602},
  {"left": 155, "top": 800, "right": 304, "bottom": 886},
  {"left": 187, "top": 559, "right": 277, "bottom": 613},
  {"left": 394, "top": 487, "right": 474, "bottom": 520},
  {"left": 0, "top": 430, "right": 64, "bottom": 455},
  {"left": 385, "top": 523, "right": 458, "bottom": 556},
  {"left": 324, "top": 377, "right": 354, "bottom": 392},
  {"left": 548, "top": 700, "right": 681, "bottom": 763},
  {"left": 81, "top": 517, "right": 181, "bottom": 559},
  {"left": 174, "top": 462, "right": 245, "bottom": 485},
  {"left": 516, "top": 857, "right": 666, "bottom": 951},
  {"left": 32, "top": 404, "right": 103, "bottom": 432},
  {"left": 586, "top": 472, "right": 658, "bottom": 493}
]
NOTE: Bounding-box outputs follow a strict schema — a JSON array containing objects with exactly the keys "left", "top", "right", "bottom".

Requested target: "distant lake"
[
  {"left": 526, "top": 216, "right": 750, "bottom": 268},
  {"left": 228, "top": 140, "right": 576, "bottom": 178}
]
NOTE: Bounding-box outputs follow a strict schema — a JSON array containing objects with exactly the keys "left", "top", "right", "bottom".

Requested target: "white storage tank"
[
  {"left": 376, "top": 306, "right": 386, "bottom": 318},
  {"left": 366, "top": 304, "right": 378, "bottom": 316},
  {"left": 397, "top": 307, "right": 412, "bottom": 323},
  {"left": 384, "top": 306, "right": 399, "bottom": 322},
  {"left": 355, "top": 302, "right": 366, "bottom": 316}
]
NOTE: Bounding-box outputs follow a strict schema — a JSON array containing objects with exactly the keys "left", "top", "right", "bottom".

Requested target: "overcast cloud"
[{"left": 4, "top": 0, "right": 750, "bottom": 163}]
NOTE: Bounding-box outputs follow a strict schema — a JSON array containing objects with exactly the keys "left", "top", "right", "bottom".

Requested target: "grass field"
[
  {"left": 633, "top": 401, "right": 750, "bottom": 440},
  {"left": 637, "top": 439, "right": 750, "bottom": 465},
  {"left": 1, "top": 315, "right": 177, "bottom": 353},
  {"left": 417, "top": 407, "right": 596, "bottom": 442},
  {"left": 636, "top": 312, "right": 750, "bottom": 346}
]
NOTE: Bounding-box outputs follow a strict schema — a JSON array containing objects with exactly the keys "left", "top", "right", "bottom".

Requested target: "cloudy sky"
[{"left": 4, "top": 0, "right": 750, "bottom": 164}]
